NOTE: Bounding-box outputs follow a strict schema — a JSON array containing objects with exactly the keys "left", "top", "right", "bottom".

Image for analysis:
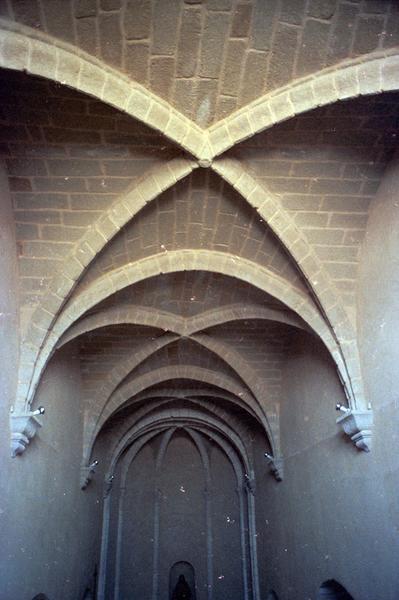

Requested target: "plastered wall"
[{"left": 0, "top": 344, "right": 103, "bottom": 600}]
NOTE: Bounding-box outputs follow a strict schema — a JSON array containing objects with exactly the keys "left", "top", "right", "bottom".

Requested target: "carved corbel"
[
  {"left": 244, "top": 473, "right": 256, "bottom": 495},
  {"left": 264, "top": 453, "right": 284, "bottom": 481},
  {"left": 336, "top": 409, "right": 373, "bottom": 452},
  {"left": 10, "top": 412, "right": 42, "bottom": 457},
  {"left": 80, "top": 460, "right": 99, "bottom": 490},
  {"left": 103, "top": 475, "right": 114, "bottom": 499}
]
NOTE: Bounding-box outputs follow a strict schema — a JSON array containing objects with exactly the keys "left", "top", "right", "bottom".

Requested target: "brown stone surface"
[{"left": 5, "top": 0, "right": 397, "bottom": 124}]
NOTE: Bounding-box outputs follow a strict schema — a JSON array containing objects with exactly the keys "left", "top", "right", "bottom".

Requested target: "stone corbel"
[
  {"left": 10, "top": 412, "right": 42, "bottom": 457},
  {"left": 80, "top": 460, "right": 99, "bottom": 490},
  {"left": 264, "top": 453, "right": 284, "bottom": 481},
  {"left": 336, "top": 409, "right": 373, "bottom": 452}
]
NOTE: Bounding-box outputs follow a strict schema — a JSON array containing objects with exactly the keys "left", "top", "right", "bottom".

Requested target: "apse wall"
[
  {"left": 0, "top": 345, "right": 103, "bottom": 600},
  {"left": 103, "top": 429, "right": 252, "bottom": 600},
  {"left": 254, "top": 331, "right": 399, "bottom": 600}
]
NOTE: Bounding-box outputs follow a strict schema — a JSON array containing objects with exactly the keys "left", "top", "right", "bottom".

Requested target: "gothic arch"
[
  {"left": 0, "top": 20, "right": 204, "bottom": 156},
  {"left": 207, "top": 48, "right": 399, "bottom": 157}
]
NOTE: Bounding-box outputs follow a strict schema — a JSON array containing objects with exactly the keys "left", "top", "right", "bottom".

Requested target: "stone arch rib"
[
  {"left": 212, "top": 158, "right": 365, "bottom": 408},
  {"left": 56, "top": 302, "right": 307, "bottom": 350},
  {"left": 0, "top": 19, "right": 205, "bottom": 157},
  {"left": 25, "top": 250, "right": 344, "bottom": 413},
  {"left": 17, "top": 158, "right": 196, "bottom": 407},
  {"left": 207, "top": 47, "right": 399, "bottom": 158},
  {"left": 79, "top": 330, "right": 267, "bottom": 449},
  {"left": 87, "top": 364, "right": 269, "bottom": 462}
]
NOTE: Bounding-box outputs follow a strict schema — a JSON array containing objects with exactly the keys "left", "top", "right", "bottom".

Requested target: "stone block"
[
  {"left": 307, "top": 0, "right": 337, "bottom": 20},
  {"left": 353, "top": 16, "right": 384, "bottom": 55},
  {"left": 101, "top": 0, "right": 122, "bottom": 9},
  {"left": 227, "top": 113, "right": 253, "bottom": 145},
  {"left": 126, "top": 89, "right": 152, "bottom": 120},
  {"left": 150, "top": 56, "right": 175, "bottom": 100},
  {"left": 357, "top": 60, "right": 381, "bottom": 95},
  {"left": 41, "top": 0, "right": 75, "bottom": 43},
  {"left": 381, "top": 56, "right": 399, "bottom": 92},
  {"left": 311, "top": 73, "right": 339, "bottom": 106},
  {"left": 56, "top": 52, "right": 82, "bottom": 88},
  {"left": 76, "top": 17, "right": 98, "bottom": 55},
  {"left": 200, "top": 12, "right": 230, "bottom": 78},
  {"left": 125, "top": 43, "right": 149, "bottom": 84},
  {"left": 75, "top": 0, "right": 97, "bottom": 18},
  {"left": 251, "top": 0, "right": 277, "bottom": 51},
  {"left": 176, "top": 8, "right": 201, "bottom": 78},
  {"left": 231, "top": 4, "right": 252, "bottom": 38},
  {"left": 328, "top": 3, "right": 358, "bottom": 63},
  {"left": 152, "top": 0, "right": 180, "bottom": 55},
  {"left": 296, "top": 19, "right": 330, "bottom": 77},
  {"left": 221, "top": 40, "right": 246, "bottom": 97},
  {"left": 1, "top": 34, "right": 29, "bottom": 70},
  {"left": 165, "top": 113, "right": 189, "bottom": 145},
  {"left": 99, "top": 12, "right": 122, "bottom": 67},
  {"left": 280, "top": 0, "right": 306, "bottom": 25},
  {"left": 30, "top": 41, "right": 57, "bottom": 79},
  {"left": 240, "top": 50, "right": 267, "bottom": 105},
  {"left": 102, "top": 77, "right": 130, "bottom": 112},
  {"left": 268, "top": 24, "right": 299, "bottom": 90},
  {"left": 329, "top": 213, "right": 368, "bottom": 228},
  {"left": 124, "top": 0, "right": 151, "bottom": 39},
  {"left": 334, "top": 67, "right": 359, "bottom": 100}
]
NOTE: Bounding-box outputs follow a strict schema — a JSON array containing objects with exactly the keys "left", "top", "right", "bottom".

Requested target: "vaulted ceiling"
[{"left": 2, "top": 0, "right": 398, "bottom": 469}]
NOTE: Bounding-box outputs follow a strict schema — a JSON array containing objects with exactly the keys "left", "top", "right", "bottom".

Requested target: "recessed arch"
[
  {"left": 212, "top": 158, "right": 364, "bottom": 407},
  {"left": 108, "top": 408, "right": 253, "bottom": 477},
  {"left": 24, "top": 250, "right": 345, "bottom": 414},
  {"left": 207, "top": 48, "right": 399, "bottom": 157},
  {"left": 79, "top": 329, "right": 268, "bottom": 461},
  {"left": 317, "top": 579, "right": 354, "bottom": 600},
  {"left": 103, "top": 396, "right": 259, "bottom": 470},
  {"left": 17, "top": 157, "right": 196, "bottom": 406},
  {"left": 0, "top": 19, "right": 205, "bottom": 156},
  {"left": 86, "top": 364, "right": 272, "bottom": 463},
  {"left": 57, "top": 302, "right": 307, "bottom": 349}
]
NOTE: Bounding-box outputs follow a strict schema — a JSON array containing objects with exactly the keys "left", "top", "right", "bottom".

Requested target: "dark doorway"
[
  {"left": 318, "top": 579, "right": 354, "bottom": 599},
  {"left": 170, "top": 562, "right": 196, "bottom": 600}
]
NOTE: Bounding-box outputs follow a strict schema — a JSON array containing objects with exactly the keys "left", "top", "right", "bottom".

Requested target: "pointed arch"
[
  {"left": 23, "top": 250, "right": 346, "bottom": 413},
  {"left": 17, "top": 158, "right": 195, "bottom": 406},
  {"left": 207, "top": 48, "right": 399, "bottom": 157},
  {"left": 57, "top": 302, "right": 307, "bottom": 349},
  {"left": 0, "top": 19, "right": 205, "bottom": 157},
  {"left": 212, "top": 158, "right": 364, "bottom": 407}
]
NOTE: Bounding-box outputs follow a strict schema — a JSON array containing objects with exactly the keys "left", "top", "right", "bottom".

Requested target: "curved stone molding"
[
  {"left": 208, "top": 49, "right": 399, "bottom": 157},
  {"left": 0, "top": 20, "right": 204, "bottom": 158},
  {"left": 57, "top": 302, "right": 307, "bottom": 350},
  {"left": 212, "top": 158, "right": 365, "bottom": 410},
  {"left": 10, "top": 412, "right": 42, "bottom": 457},
  {"left": 30, "top": 250, "right": 339, "bottom": 414},
  {"left": 337, "top": 409, "right": 373, "bottom": 452},
  {"left": 1, "top": 18, "right": 385, "bottom": 460},
  {"left": 17, "top": 158, "right": 196, "bottom": 410}
]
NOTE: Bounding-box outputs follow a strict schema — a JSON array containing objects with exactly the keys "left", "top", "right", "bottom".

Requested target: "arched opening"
[
  {"left": 170, "top": 562, "right": 196, "bottom": 600},
  {"left": 98, "top": 400, "right": 264, "bottom": 600},
  {"left": 318, "top": 580, "right": 354, "bottom": 600}
]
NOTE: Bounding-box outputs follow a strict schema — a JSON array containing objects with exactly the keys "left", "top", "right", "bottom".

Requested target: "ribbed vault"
[{"left": 2, "top": 4, "right": 398, "bottom": 478}]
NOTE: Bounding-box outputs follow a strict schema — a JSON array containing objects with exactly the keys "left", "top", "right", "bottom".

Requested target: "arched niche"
[
  {"left": 169, "top": 560, "right": 196, "bottom": 600},
  {"left": 98, "top": 420, "right": 261, "bottom": 600},
  {"left": 318, "top": 579, "right": 354, "bottom": 600}
]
